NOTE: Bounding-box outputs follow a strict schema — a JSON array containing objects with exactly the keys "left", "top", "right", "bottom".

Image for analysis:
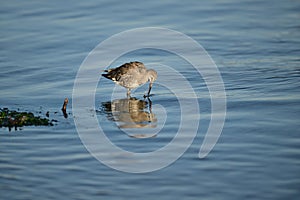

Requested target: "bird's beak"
[{"left": 147, "top": 82, "right": 153, "bottom": 96}]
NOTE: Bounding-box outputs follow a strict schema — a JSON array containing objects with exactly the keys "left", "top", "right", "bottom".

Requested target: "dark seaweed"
[{"left": 0, "top": 108, "right": 53, "bottom": 130}]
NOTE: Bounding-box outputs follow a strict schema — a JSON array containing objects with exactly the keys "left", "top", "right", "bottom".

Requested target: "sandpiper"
[{"left": 102, "top": 61, "right": 157, "bottom": 97}]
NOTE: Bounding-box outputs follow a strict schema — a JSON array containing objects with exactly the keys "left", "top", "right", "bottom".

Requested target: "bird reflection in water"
[{"left": 101, "top": 97, "right": 157, "bottom": 138}]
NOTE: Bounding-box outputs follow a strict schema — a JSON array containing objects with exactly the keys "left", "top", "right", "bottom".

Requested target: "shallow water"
[{"left": 1, "top": 0, "right": 300, "bottom": 199}]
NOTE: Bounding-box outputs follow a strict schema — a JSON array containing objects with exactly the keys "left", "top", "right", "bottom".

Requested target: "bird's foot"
[{"left": 143, "top": 94, "right": 154, "bottom": 98}]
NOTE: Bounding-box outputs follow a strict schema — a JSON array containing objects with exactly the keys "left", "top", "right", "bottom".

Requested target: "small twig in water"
[{"left": 61, "top": 98, "right": 68, "bottom": 118}]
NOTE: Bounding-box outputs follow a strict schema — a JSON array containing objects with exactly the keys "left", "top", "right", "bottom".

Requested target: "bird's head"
[{"left": 147, "top": 69, "right": 158, "bottom": 83}]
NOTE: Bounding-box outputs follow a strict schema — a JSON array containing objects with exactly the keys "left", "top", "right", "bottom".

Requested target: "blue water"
[{"left": 1, "top": 0, "right": 300, "bottom": 199}]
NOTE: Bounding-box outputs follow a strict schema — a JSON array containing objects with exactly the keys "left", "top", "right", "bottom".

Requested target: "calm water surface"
[{"left": 1, "top": 0, "right": 300, "bottom": 199}]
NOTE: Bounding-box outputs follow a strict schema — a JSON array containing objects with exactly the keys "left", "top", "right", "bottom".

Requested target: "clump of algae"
[{"left": 0, "top": 108, "right": 53, "bottom": 131}]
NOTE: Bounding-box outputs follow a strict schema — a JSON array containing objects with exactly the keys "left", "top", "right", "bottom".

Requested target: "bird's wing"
[{"left": 102, "top": 62, "right": 146, "bottom": 84}]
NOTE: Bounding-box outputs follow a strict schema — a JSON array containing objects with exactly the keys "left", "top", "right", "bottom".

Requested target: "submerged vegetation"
[
  {"left": 0, "top": 108, "right": 55, "bottom": 131},
  {"left": 0, "top": 99, "right": 69, "bottom": 131}
]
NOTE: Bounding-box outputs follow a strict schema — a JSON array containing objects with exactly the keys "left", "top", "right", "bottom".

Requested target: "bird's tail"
[
  {"left": 102, "top": 69, "right": 113, "bottom": 72},
  {"left": 102, "top": 73, "right": 111, "bottom": 80}
]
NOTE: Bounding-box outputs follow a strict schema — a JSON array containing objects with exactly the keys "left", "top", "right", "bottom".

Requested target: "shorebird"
[{"left": 102, "top": 61, "right": 157, "bottom": 97}]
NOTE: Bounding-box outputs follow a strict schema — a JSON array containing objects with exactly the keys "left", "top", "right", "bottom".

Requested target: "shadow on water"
[{"left": 100, "top": 97, "right": 158, "bottom": 138}]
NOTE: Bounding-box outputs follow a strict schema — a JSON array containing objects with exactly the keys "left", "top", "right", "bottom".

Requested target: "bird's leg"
[{"left": 127, "top": 88, "right": 131, "bottom": 98}]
